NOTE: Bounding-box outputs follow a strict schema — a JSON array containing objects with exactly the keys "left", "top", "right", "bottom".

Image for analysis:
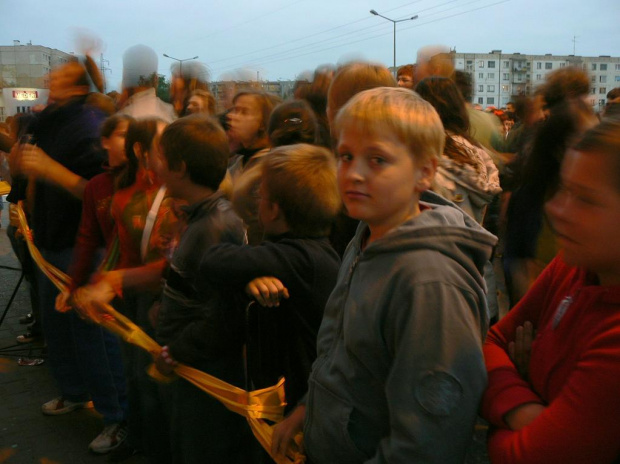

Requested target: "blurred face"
[
  {"left": 186, "top": 96, "right": 206, "bottom": 114},
  {"left": 503, "top": 119, "right": 514, "bottom": 133},
  {"left": 48, "top": 63, "right": 84, "bottom": 102},
  {"left": 397, "top": 74, "right": 414, "bottom": 90},
  {"left": 336, "top": 124, "right": 435, "bottom": 243},
  {"left": 506, "top": 103, "right": 515, "bottom": 113},
  {"left": 227, "top": 95, "right": 263, "bottom": 147},
  {"left": 102, "top": 119, "right": 129, "bottom": 168},
  {"left": 546, "top": 149, "right": 620, "bottom": 285}
]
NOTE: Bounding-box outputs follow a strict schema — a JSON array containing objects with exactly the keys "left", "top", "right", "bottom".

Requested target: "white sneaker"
[
  {"left": 89, "top": 422, "right": 128, "bottom": 454},
  {"left": 41, "top": 396, "right": 93, "bottom": 415}
]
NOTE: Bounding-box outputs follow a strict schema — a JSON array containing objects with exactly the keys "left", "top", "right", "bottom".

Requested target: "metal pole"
[{"left": 393, "top": 21, "right": 396, "bottom": 74}]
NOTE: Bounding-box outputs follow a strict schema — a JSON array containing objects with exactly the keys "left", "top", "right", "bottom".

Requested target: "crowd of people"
[{"left": 1, "top": 40, "right": 620, "bottom": 464}]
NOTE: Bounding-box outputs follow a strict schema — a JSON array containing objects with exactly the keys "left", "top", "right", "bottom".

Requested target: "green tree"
[{"left": 156, "top": 74, "right": 171, "bottom": 103}]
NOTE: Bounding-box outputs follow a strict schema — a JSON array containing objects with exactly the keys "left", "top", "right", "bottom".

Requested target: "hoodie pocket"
[{"left": 305, "top": 380, "right": 370, "bottom": 464}]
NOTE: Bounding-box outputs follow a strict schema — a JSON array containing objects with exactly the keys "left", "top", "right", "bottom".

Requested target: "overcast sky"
[{"left": 3, "top": 0, "right": 620, "bottom": 92}]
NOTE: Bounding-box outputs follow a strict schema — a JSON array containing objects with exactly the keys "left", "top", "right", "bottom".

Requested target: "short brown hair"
[
  {"left": 573, "top": 117, "right": 620, "bottom": 192},
  {"left": 262, "top": 144, "right": 340, "bottom": 237},
  {"left": 160, "top": 115, "right": 229, "bottom": 190},
  {"left": 327, "top": 62, "right": 396, "bottom": 124},
  {"left": 334, "top": 87, "right": 445, "bottom": 164}
]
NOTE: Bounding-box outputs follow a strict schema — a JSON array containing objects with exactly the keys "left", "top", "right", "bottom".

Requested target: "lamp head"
[{"left": 370, "top": 9, "right": 378, "bottom": 15}]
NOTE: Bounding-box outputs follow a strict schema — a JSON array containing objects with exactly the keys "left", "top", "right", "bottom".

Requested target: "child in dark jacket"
[
  {"left": 194, "top": 143, "right": 341, "bottom": 412},
  {"left": 152, "top": 115, "right": 247, "bottom": 463}
]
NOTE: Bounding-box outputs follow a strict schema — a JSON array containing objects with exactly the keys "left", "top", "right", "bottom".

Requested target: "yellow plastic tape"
[{"left": 15, "top": 202, "right": 305, "bottom": 464}]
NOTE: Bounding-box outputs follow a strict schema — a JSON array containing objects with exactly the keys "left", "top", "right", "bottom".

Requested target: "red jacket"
[{"left": 482, "top": 255, "right": 620, "bottom": 463}]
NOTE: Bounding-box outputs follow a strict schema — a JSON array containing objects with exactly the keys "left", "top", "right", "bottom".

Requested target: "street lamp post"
[
  {"left": 370, "top": 10, "right": 418, "bottom": 76},
  {"left": 163, "top": 53, "right": 199, "bottom": 74}
]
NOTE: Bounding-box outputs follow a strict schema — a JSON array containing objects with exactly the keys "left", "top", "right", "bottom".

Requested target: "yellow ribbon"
[{"left": 15, "top": 202, "right": 305, "bottom": 464}]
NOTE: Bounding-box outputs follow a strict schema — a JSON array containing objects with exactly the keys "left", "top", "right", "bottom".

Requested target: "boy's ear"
[{"left": 414, "top": 157, "right": 437, "bottom": 193}]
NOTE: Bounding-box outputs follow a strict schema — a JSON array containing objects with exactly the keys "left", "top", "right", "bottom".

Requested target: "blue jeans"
[{"left": 37, "top": 247, "right": 128, "bottom": 424}]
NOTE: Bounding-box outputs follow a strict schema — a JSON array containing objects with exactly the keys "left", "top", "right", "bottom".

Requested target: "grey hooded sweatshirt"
[{"left": 304, "top": 191, "right": 497, "bottom": 464}]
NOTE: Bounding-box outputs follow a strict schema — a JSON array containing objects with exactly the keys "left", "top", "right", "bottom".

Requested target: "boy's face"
[
  {"left": 546, "top": 149, "right": 620, "bottom": 283},
  {"left": 336, "top": 125, "right": 435, "bottom": 240}
]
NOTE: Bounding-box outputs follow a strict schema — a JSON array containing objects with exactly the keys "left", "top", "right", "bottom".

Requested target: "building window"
[
  {"left": 600, "top": 87, "right": 607, "bottom": 94},
  {"left": 488, "top": 61, "right": 496, "bottom": 68},
  {"left": 591, "top": 76, "right": 596, "bottom": 83},
  {"left": 487, "top": 85, "right": 495, "bottom": 92},
  {"left": 501, "top": 85, "right": 510, "bottom": 93},
  {"left": 615, "top": 64, "right": 620, "bottom": 70},
  {"left": 559, "top": 63, "right": 566, "bottom": 68},
  {"left": 599, "top": 99, "right": 606, "bottom": 107},
  {"left": 503, "top": 73, "right": 509, "bottom": 80},
  {"left": 536, "top": 62, "right": 542, "bottom": 69},
  {"left": 536, "top": 74, "right": 542, "bottom": 80},
  {"left": 479, "top": 73, "right": 484, "bottom": 79},
  {"left": 591, "top": 88, "right": 596, "bottom": 94},
  {"left": 600, "top": 64, "right": 607, "bottom": 71},
  {"left": 616, "top": 76, "right": 620, "bottom": 82},
  {"left": 592, "top": 63, "right": 597, "bottom": 70},
  {"left": 487, "top": 97, "right": 495, "bottom": 105},
  {"left": 478, "top": 60, "right": 484, "bottom": 68},
  {"left": 503, "top": 61, "right": 509, "bottom": 68},
  {"left": 600, "top": 76, "right": 607, "bottom": 83},
  {"left": 478, "top": 97, "right": 484, "bottom": 104},
  {"left": 545, "top": 62, "right": 552, "bottom": 69},
  {"left": 478, "top": 85, "right": 484, "bottom": 92},
  {"left": 488, "top": 73, "right": 495, "bottom": 79}
]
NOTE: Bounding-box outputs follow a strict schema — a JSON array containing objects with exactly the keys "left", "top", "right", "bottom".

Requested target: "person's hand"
[
  {"left": 271, "top": 405, "right": 305, "bottom": 458},
  {"left": 155, "top": 346, "right": 178, "bottom": 376},
  {"left": 17, "top": 144, "right": 55, "bottom": 180},
  {"left": 55, "top": 291, "right": 72, "bottom": 313},
  {"left": 504, "top": 402, "right": 546, "bottom": 431},
  {"left": 245, "top": 276, "right": 289, "bottom": 307},
  {"left": 508, "top": 321, "right": 534, "bottom": 379}
]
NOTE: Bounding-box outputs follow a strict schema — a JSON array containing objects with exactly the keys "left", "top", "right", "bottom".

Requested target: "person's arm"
[
  {"left": 481, "top": 259, "right": 562, "bottom": 428},
  {"left": 17, "top": 144, "right": 88, "bottom": 199},
  {"left": 198, "top": 240, "right": 313, "bottom": 292},
  {"left": 486, "top": 328, "right": 620, "bottom": 464},
  {"left": 68, "top": 178, "right": 106, "bottom": 289},
  {"left": 366, "top": 279, "right": 487, "bottom": 463}
]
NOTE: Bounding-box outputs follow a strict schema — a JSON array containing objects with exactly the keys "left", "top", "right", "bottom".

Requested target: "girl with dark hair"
[
  {"left": 482, "top": 117, "right": 620, "bottom": 464},
  {"left": 268, "top": 99, "right": 319, "bottom": 147},
  {"left": 503, "top": 98, "right": 597, "bottom": 303},
  {"left": 415, "top": 76, "right": 501, "bottom": 224}
]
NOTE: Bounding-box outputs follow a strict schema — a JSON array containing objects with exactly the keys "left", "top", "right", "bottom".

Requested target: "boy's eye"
[
  {"left": 338, "top": 152, "right": 353, "bottom": 162},
  {"left": 370, "top": 156, "right": 387, "bottom": 166}
]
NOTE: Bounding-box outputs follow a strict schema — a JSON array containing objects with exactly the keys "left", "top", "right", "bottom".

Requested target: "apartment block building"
[
  {"left": 0, "top": 41, "right": 74, "bottom": 121},
  {"left": 451, "top": 50, "right": 620, "bottom": 112}
]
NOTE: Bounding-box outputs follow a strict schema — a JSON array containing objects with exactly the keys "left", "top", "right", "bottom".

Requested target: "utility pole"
[
  {"left": 99, "top": 53, "right": 111, "bottom": 93},
  {"left": 572, "top": 36, "right": 579, "bottom": 55}
]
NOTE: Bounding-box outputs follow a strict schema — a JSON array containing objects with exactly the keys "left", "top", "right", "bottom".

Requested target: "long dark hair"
[
  {"left": 415, "top": 76, "right": 482, "bottom": 170},
  {"left": 116, "top": 118, "right": 163, "bottom": 190}
]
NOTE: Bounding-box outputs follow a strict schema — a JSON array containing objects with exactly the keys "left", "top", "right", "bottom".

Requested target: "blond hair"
[
  {"left": 262, "top": 144, "right": 340, "bottom": 237},
  {"left": 334, "top": 87, "right": 445, "bottom": 163}
]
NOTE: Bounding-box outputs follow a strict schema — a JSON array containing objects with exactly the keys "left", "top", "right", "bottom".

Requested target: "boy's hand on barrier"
[
  {"left": 245, "top": 276, "right": 289, "bottom": 307},
  {"left": 508, "top": 321, "right": 534, "bottom": 380},
  {"left": 155, "top": 346, "right": 178, "bottom": 376},
  {"left": 272, "top": 404, "right": 305, "bottom": 458}
]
